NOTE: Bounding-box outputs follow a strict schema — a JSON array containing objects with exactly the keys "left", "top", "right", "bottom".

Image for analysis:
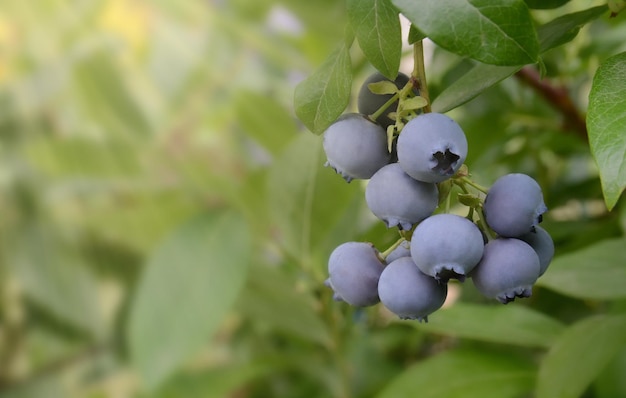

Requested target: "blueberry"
[
  {"left": 385, "top": 240, "right": 411, "bottom": 264},
  {"left": 518, "top": 226, "right": 554, "bottom": 276},
  {"left": 357, "top": 72, "right": 413, "bottom": 129},
  {"left": 365, "top": 163, "right": 439, "bottom": 230},
  {"left": 397, "top": 113, "right": 468, "bottom": 183},
  {"left": 378, "top": 257, "right": 447, "bottom": 321},
  {"left": 326, "top": 242, "right": 385, "bottom": 307},
  {"left": 410, "top": 214, "right": 484, "bottom": 282},
  {"left": 470, "top": 238, "right": 541, "bottom": 304},
  {"left": 322, "top": 113, "right": 391, "bottom": 182},
  {"left": 484, "top": 173, "right": 547, "bottom": 237}
]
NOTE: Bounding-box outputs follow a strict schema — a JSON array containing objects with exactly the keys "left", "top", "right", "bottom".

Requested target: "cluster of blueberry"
[{"left": 323, "top": 73, "right": 554, "bottom": 322}]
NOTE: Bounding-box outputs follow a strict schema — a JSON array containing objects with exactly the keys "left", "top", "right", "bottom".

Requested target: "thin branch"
[{"left": 514, "top": 66, "right": 588, "bottom": 141}]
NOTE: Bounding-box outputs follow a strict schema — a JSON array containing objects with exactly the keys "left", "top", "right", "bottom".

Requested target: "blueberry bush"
[{"left": 1, "top": 1, "right": 626, "bottom": 397}]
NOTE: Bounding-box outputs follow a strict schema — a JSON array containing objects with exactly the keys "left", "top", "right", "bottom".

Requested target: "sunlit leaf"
[{"left": 128, "top": 212, "right": 251, "bottom": 390}]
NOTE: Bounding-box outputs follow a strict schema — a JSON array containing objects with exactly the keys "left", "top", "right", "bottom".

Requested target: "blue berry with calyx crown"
[
  {"left": 470, "top": 238, "right": 541, "bottom": 304},
  {"left": 410, "top": 214, "right": 484, "bottom": 282},
  {"left": 484, "top": 173, "right": 547, "bottom": 237},
  {"left": 397, "top": 113, "right": 468, "bottom": 183},
  {"left": 378, "top": 257, "right": 447, "bottom": 322},
  {"left": 325, "top": 242, "right": 385, "bottom": 307},
  {"left": 323, "top": 113, "right": 390, "bottom": 182},
  {"left": 365, "top": 163, "right": 439, "bottom": 230}
]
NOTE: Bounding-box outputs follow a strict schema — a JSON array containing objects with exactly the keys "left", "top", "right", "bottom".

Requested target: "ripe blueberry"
[
  {"left": 378, "top": 257, "right": 447, "bottom": 322},
  {"left": 410, "top": 214, "right": 484, "bottom": 282},
  {"left": 518, "top": 226, "right": 554, "bottom": 276},
  {"left": 484, "top": 173, "right": 547, "bottom": 237},
  {"left": 397, "top": 113, "right": 468, "bottom": 183},
  {"left": 471, "top": 238, "right": 541, "bottom": 304},
  {"left": 326, "top": 242, "right": 385, "bottom": 307},
  {"left": 322, "top": 113, "right": 391, "bottom": 182},
  {"left": 365, "top": 163, "right": 439, "bottom": 230}
]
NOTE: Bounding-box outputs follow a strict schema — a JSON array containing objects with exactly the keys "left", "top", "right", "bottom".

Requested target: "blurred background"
[{"left": 1, "top": 0, "right": 626, "bottom": 397}]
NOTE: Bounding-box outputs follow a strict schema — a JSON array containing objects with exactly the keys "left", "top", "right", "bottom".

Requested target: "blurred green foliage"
[{"left": 0, "top": 0, "right": 625, "bottom": 397}]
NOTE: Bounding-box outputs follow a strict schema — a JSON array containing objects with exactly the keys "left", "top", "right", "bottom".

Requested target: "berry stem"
[
  {"left": 370, "top": 92, "right": 400, "bottom": 122},
  {"left": 458, "top": 176, "right": 489, "bottom": 195},
  {"left": 380, "top": 237, "right": 407, "bottom": 260},
  {"left": 477, "top": 206, "right": 495, "bottom": 241},
  {"left": 413, "top": 40, "right": 431, "bottom": 113}
]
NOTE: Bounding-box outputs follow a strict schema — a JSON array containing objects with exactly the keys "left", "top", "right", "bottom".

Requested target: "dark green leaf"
[
  {"left": 237, "top": 265, "right": 331, "bottom": 345},
  {"left": 414, "top": 302, "right": 565, "bottom": 347},
  {"left": 431, "top": 63, "right": 521, "bottom": 113},
  {"left": 234, "top": 90, "right": 297, "bottom": 156},
  {"left": 587, "top": 51, "right": 626, "bottom": 210},
  {"left": 408, "top": 24, "right": 427, "bottom": 44},
  {"left": 347, "top": 0, "right": 401, "bottom": 79},
  {"left": 524, "top": 0, "right": 570, "bottom": 9},
  {"left": 294, "top": 45, "right": 352, "bottom": 135},
  {"left": 393, "top": 0, "right": 539, "bottom": 66},
  {"left": 537, "top": 314, "right": 626, "bottom": 398},
  {"left": 127, "top": 212, "right": 251, "bottom": 390},
  {"left": 536, "top": 238, "right": 626, "bottom": 300},
  {"left": 538, "top": 5, "right": 608, "bottom": 53},
  {"left": 377, "top": 349, "right": 535, "bottom": 398}
]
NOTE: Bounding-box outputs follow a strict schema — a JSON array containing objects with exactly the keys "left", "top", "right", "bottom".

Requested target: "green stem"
[
  {"left": 370, "top": 92, "right": 400, "bottom": 121},
  {"left": 380, "top": 237, "right": 407, "bottom": 260},
  {"left": 477, "top": 206, "right": 495, "bottom": 241},
  {"left": 413, "top": 41, "right": 431, "bottom": 113},
  {"left": 459, "top": 177, "right": 489, "bottom": 194}
]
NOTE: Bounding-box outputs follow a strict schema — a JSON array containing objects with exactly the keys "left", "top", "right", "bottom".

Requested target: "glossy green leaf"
[
  {"left": 347, "top": 0, "right": 401, "bottom": 79},
  {"left": 128, "top": 212, "right": 251, "bottom": 390},
  {"left": 377, "top": 349, "right": 535, "bottom": 398},
  {"left": 587, "top": 51, "right": 626, "bottom": 210},
  {"left": 538, "top": 5, "right": 608, "bottom": 53},
  {"left": 294, "top": 44, "right": 352, "bottom": 135},
  {"left": 393, "top": 0, "right": 539, "bottom": 66},
  {"left": 536, "top": 238, "right": 626, "bottom": 300},
  {"left": 9, "top": 224, "right": 102, "bottom": 336},
  {"left": 414, "top": 302, "right": 564, "bottom": 347},
  {"left": 234, "top": 90, "right": 297, "bottom": 156},
  {"left": 431, "top": 64, "right": 521, "bottom": 113},
  {"left": 537, "top": 314, "right": 626, "bottom": 398},
  {"left": 237, "top": 265, "right": 331, "bottom": 345}
]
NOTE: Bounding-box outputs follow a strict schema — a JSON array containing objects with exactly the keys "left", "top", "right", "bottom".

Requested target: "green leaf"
[
  {"left": 587, "top": 51, "right": 626, "bottom": 210},
  {"left": 368, "top": 81, "right": 400, "bottom": 95},
  {"left": 536, "top": 238, "right": 626, "bottom": 300},
  {"left": 414, "top": 303, "right": 565, "bottom": 347},
  {"left": 537, "top": 5, "right": 608, "bottom": 53},
  {"left": 537, "top": 314, "right": 626, "bottom": 398},
  {"left": 9, "top": 224, "right": 102, "bottom": 336},
  {"left": 294, "top": 44, "right": 352, "bottom": 135},
  {"left": 266, "top": 133, "right": 363, "bottom": 261},
  {"left": 400, "top": 96, "right": 428, "bottom": 111},
  {"left": 377, "top": 349, "right": 535, "bottom": 398},
  {"left": 234, "top": 90, "right": 297, "bottom": 156},
  {"left": 127, "top": 212, "right": 251, "bottom": 390},
  {"left": 393, "top": 0, "right": 539, "bottom": 66},
  {"left": 408, "top": 24, "right": 427, "bottom": 44},
  {"left": 431, "top": 63, "right": 521, "bottom": 113},
  {"left": 237, "top": 265, "right": 331, "bottom": 345},
  {"left": 347, "top": 0, "right": 401, "bottom": 79}
]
